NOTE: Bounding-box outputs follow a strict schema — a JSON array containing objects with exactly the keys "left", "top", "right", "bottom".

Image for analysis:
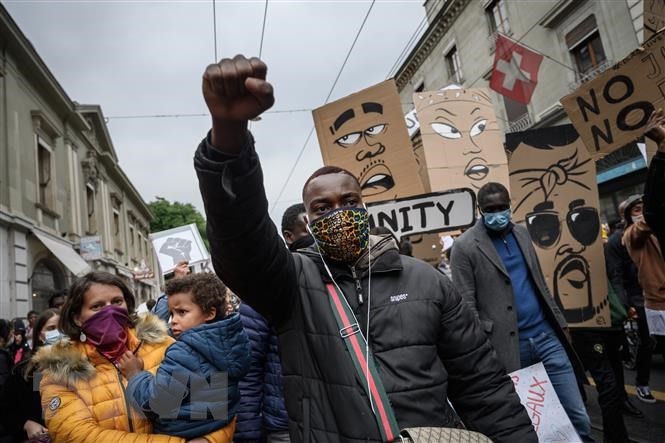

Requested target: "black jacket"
[
  {"left": 605, "top": 229, "right": 643, "bottom": 308},
  {"left": 0, "top": 359, "right": 43, "bottom": 442},
  {"left": 644, "top": 151, "right": 665, "bottom": 258},
  {"left": 194, "top": 133, "right": 536, "bottom": 443}
]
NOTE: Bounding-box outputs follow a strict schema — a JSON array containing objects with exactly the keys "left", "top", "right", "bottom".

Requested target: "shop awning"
[{"left": 32, "top": 230, "right": 91, "bottom": 277}]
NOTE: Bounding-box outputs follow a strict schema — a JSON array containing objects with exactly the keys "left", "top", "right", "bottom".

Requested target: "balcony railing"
[
  {"left": 507, "top": 113, "right": 533, "bottom": 133},
  {"left": 568, "top": 59, "right": 614, "bottom": 91}
]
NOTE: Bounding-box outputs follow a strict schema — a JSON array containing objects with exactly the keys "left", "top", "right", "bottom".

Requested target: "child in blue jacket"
[{"left": 119, "top": 273, "right": 250, "bottom": 439}]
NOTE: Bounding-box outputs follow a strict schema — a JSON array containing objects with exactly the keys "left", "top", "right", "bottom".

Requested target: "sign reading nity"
[
  {"left": 367, "top": 189, "right": 475, "bottom": 238},
  {"left": 561, "top": 28, "right": 665, "bottom": 155}
]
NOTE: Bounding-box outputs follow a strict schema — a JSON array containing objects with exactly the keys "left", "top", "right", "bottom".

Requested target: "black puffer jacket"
[{"left": 195, "top": 133, "right": 536, "bottom": 443}]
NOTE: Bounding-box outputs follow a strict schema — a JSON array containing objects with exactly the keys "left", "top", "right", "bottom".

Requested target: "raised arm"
[
  {"left": 643, "top": 109, "right": 665, "bottom": 256},
  {"left": 195, "top": 55, "right": 297, "bottom": 325}
]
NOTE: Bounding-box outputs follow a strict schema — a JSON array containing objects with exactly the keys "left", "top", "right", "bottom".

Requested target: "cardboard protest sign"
[
  {"left": 367, "top": 189, "right": 475, "bottom": 238},
  {"left": 560, "top": 29, "right": 665, "bottom": 156},
  {"left": 645, "top": 0, "right": 665, "bottom": 40},
  {"left": 506, "top": 125, "right": 610, "bottom": 327},
  {"left": 509, "top": 363, "right": 581, "bottom": 442},
  {"left": 80, "top": 236, "right": 103, "bottom": 261},
  {"left": 404, "top": 107, "right": 420, "bottom": 137},
  {"left": 645, "top": 307, "right": 665, "bottom": 335},
  {"left": 413, "top": 88, "right": 510, "bottom": 195},
  {"left": 150, "top": 223, "right": 209, "bottom": 275},
  {"left": 313, "top": 80, "right": 425, "bottom": 203},
  {"left": 407, "top": 233, "right": 443, "bottom": 266}
]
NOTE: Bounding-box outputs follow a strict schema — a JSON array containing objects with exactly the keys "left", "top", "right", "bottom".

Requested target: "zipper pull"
[{"left": 350, "top": 266, "right": 364, "bottom": 304}]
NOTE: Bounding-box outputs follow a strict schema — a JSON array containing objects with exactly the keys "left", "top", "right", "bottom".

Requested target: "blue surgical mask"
[
  {"left": 44, "top": 329, "right": 65, "bottom": 345},
  {"left": 483, "top": 208, "right": 512, "bottom": 231}
]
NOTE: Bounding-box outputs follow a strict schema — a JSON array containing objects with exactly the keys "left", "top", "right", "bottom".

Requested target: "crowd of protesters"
[{"left": 0, "top": 56, "right": 664, "bottom": 443}]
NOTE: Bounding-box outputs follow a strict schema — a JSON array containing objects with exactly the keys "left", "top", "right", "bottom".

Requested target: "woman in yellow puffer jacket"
[{"left": 34, "top": 271, "right": 235, "bottom": 443}]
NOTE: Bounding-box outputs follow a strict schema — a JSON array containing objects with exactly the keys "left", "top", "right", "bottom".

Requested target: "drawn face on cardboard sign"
[
  {"left": 313, "top": 80, "right": 425, "bottom": 203},
  {"left": 507, "top": 126, "right": 609, "bottom": 326},
  {"left": 414, "top": 88, "right": 509, "bottom": 192},
  {"left": 329, "top": 102, "right": 395, "bottom": 196}
]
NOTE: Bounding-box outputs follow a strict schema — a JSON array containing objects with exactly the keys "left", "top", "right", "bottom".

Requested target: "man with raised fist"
[{"left": 194, "top": 55, "right": 536, "bottom": 442}]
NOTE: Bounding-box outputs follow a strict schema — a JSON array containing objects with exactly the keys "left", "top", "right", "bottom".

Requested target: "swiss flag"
[{"left": 490, "top": 34, "right": 544, "bottom": 105}]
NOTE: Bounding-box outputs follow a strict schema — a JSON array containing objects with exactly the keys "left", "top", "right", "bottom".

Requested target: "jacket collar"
[
  {"left": 471, "top": 219, "right": 543, "bottom": 281},
  {"left": 34, "top": 313, "right": 169, "bottom": 385},
  {"left": 471, "top": 219, "right": 509, "bottom": 278},
  {"left": 299, "top": 235, "right": 402, "bottom": 281}
]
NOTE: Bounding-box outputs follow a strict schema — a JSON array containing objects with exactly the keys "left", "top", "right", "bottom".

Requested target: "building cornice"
[
  {"left": 394, "top": 0, "right": 472, "bottom": 90},
  {"left": 0, "top": 4, "right": 89, "bottom": 132}
]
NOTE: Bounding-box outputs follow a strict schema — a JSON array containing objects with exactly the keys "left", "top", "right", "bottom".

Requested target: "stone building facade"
[
  {"left": 395, "top": 0, "right": 650, "bottom": 224},
  {"left": 0, "top": 5, "right": 159, "bottom": 318}
]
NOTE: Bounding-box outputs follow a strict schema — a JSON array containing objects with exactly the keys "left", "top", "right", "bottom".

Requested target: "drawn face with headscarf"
[
  {"left": 508, "top": 126, "right": 608, "bottom": 326},
  {"left": 414, "top": 88, "right": 509, "bottom": 193}
]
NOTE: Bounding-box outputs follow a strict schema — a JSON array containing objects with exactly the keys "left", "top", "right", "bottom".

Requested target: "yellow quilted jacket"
[{"left": 34, "top": 313, "right": 235, "bottom": 443}]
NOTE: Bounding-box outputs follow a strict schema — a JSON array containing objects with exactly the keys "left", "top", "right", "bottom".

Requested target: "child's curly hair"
[{"left": 165, "top": 273, "right": 228, "bottom": 319}]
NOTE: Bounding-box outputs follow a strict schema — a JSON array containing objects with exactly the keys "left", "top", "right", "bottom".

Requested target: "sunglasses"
[{"left": 525, "top": 206, "right": 600, "bottom": 249}]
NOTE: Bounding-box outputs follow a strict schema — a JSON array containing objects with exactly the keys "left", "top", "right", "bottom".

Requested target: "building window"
[
  {"left": 86, "top": 184, "right": 96, "bottom": 234},
  {"left": 487, "top": 0, "right": 510, "bottom": 34},
  {"left": 37, "top": 140, "right": 54, "bottom": 210},
  {"left": 504, "top": 96, "right": 531, "bottom": 132},
  {"left": 129, "top": 225, "right": 135, "bottom": 257},
  {"left": 113, "top": 209, "right": 122, "bottom": 253},
  {"left": 571, "top": 32, "right": 607, "bottom": 77},
  {"left": 138, "top": 233, "right": 144, "bottom": 258},
  {"left": 445, "top": 46, "right": 463, "bottom": 84},
  {"left": 566, "top": 15, "right": 607, "bottom": 79}
]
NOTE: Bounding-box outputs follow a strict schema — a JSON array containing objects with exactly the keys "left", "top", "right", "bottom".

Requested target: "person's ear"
[
  {"left": 283, "top": 230, "right": 294, "bottom": 243},
  {"left": 205, "top": 307, "right": 217, "bottom": 322}
]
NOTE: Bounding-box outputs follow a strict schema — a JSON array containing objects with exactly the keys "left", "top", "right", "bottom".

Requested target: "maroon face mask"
[{"left": 80, "top": 305, "right": 130, "bottom": 364}]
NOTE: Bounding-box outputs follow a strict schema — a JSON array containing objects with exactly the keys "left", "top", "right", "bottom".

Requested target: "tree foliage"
[{"left": 147, "top": 197, "right": 208, "bottom": 248}]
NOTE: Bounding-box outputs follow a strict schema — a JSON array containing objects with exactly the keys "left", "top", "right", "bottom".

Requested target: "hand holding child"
[{"left": 118, "top": 350, "right": 144, "bottom": 380}]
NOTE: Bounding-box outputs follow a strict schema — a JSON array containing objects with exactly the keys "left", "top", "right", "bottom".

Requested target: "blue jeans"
[{"left": 520, "top": 331, "right": 594, "bottom": 443}]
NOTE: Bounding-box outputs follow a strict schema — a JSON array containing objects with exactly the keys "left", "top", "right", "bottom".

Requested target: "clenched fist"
[{"left": 203, "top": 55, "right": 274, "bottom": 123}]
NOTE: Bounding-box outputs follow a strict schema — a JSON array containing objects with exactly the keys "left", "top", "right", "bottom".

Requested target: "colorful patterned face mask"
[{"left": 309, "top": 207, "right": 369, "bottom": 263}]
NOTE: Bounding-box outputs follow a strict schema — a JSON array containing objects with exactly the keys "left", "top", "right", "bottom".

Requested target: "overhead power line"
[
  {"left": 268, "top": 0, "right": 377, "bottom": 215},
  {"left": 212, "top": 0, "right": 218, "bottom": 61},
  {"left": 258, "top": 0, "right": 269, "bottom": 59},
  {"left": 105, "top": 108, "right": 312, "bottom": 120}
]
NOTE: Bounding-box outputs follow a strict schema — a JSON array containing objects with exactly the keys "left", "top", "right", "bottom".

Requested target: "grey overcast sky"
[{"left": 3, "top": 0, "right": 426, "bottom": 228}]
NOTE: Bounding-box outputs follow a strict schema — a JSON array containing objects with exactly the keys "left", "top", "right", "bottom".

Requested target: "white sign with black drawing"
[
  {"left": 367, "top": 188, "right": 476, "bottom": 238},
  {"left": 150, "top": 223, "right": 209, "bottom": 275}
]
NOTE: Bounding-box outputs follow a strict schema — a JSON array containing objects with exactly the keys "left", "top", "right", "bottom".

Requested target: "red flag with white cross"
[{"left": 490, "top": 34, "right": 544, "bottom": 105}]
